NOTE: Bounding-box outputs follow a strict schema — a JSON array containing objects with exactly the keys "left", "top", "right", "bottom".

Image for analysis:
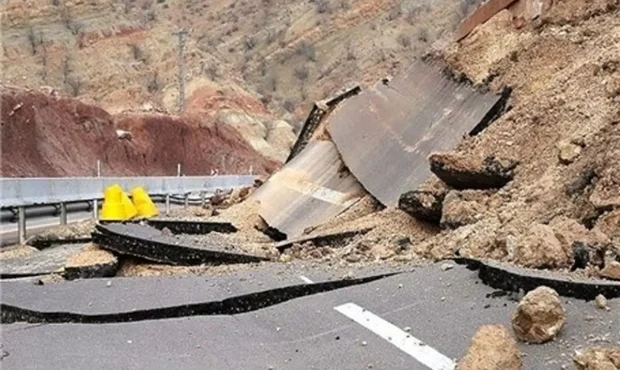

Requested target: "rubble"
[
  {"left": 590, "top": 170, "right": 620, "bottom": 211},
  {"left": 573, "top": 347, "right": 620, "bottom": 370},
  {"left": 600, "top": 261, "right": 620, "bottom": 281},
  {"left": 440, "top": 190, "right": 494, "bottom": 229},
  {"left": 429, "top": 153, "right": 517, "bottom": 190},
  {"left": 63, "top": 245, "right": 119, "bottom": 280},
  {"left": 511, "top": 286, "right": 566, "bottom": 344},
  {"left": 456, "top": 324, "right": 522, "bottom": 370},
  {"left": 594, "top": 210, "right": 620, "bottom": 246},
  {"left": 512, "top": 224, "right": 571, "bottom": 269}
]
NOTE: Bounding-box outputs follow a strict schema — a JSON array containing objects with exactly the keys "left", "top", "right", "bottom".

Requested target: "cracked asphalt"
[{"left": 2, "top": 263, "right": 618, "bottom": 369}]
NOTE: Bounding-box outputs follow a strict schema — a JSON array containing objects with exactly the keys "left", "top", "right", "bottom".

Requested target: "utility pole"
[{"left": 172, "top": 28, "right": 188, "bottom": 113}]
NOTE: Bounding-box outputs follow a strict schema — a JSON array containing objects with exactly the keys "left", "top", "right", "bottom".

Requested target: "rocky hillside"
[{"left": 1, "top": 0, "right": 481, "bottom": 125}]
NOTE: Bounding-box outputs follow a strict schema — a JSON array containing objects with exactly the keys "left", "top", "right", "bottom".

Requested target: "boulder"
[
  {"left": 549, "top": 217, "right": 607, "bottom": 270},
  {"left": 457, "top": 324, "right": 522, "bottom": 370},
  {"left": 512, "top": 224, "right": 571, "bottom": 269},
  {"left": 429, "top": 152, "right": 517, "bottom": 190},
  {"left": 511, "top": 286, "right": 566, "bottom": 344},
  {"left": 600, "top": 261, "right": 620, "bottom": 281},
  {"left": 573, "top": 347, "right": 620, "bottom": 370}
]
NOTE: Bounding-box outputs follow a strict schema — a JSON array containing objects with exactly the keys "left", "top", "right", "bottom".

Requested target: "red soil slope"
[{"left": 1, "top": 86, "right": 279, "bottom": 177}]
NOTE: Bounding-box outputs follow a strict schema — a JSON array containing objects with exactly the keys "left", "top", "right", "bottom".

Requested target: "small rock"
[
  {"left": 398, "top": 188, "right": 446, "bottom": 223},
  {"left": 600, "top": 261, "right": 620, "bottom": 281},
  {"left": 594, "top": 294, "right": 608, "bottom": 310},
  {"left": 342, "top": 271, "right": 355, "bottom": 280},
  {"left": 106, "top": 281, "right": 112, "bottom": 287},
  {"left": 557, "top": 141, "right": 582, "bottom": 164},
  {"left": 441, "top": 263, "right": 454, "bottom": 271},
  {"left": 278, "top": 254, "right": 293, "bottom": 263},
  {"left": 456, "top": 324, "right": 522, "bottom": 370},
  {"left": 512, "top": 287, "right": 566, "bottom": 344},
  {"left": 404, "top": 326, "right": 412, "bottom": 332},
  {"left": 361, "top": 341, "right": 368, "bottom": 346}
]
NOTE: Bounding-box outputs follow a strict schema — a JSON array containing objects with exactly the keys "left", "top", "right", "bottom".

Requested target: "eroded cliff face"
[{"left": 1, "top": 85, "right": 279, "bottom": 177}]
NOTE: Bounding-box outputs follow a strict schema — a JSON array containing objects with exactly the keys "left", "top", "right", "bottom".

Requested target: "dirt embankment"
[
  {"left": 405, "top": 1, "right": 620, "bottom": 270},
  {"left": 0, "top": 85, "right": 279, "bottom": 177}
]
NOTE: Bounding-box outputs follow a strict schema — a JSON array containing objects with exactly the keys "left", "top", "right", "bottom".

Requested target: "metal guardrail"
[
  {"left": 0, "top": 175, "right": 256, "bottom": 245},
  {"left": 0, "top": 175, "right": 256, "bottom": 208}
]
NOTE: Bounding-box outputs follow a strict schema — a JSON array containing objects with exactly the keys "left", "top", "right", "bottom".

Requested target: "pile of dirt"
[
  {"left": 394, "top": 2, "right": 620, "bottom": 276},
  {"left": 1, "top": 85, "right": 279, "bottom": 177}
]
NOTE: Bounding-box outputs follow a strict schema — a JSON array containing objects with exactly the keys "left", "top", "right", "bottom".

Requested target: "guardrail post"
[
  {"left": 165, "top": 194, "right": 171, "bottom": 215},
  {"left": 93, "top": 160, "right": 101, "bottom": 221},
  {"left": 59, "top": 202, "right": 67, "bottom": 225},
  {"left": 18, "top": 207, "right": 26, "bottom": 245},
  {"left": 92, "top": 200, "right": 99, "bottom": 220},
  {"left": 201, "top": 191, "right": 206, "bottom": 207},
  {"left": 184, "top": 193, "right": 189, "bottom": 209}
]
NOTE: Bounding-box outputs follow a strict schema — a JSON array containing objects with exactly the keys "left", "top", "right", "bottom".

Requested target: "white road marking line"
[
  {"left": 334, "top": 303, "right": 456, "bottom": 370},
  {"left": 299, "top": 276, "right": 314, "bottom": 284}
]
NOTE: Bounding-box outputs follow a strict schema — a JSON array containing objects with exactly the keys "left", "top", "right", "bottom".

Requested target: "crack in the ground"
[
  {"left": 93, "top": 223, "right": 268, "bottom": 265},
  {"left": 454, "top": 257, "right": 620, "bottom": 300},
  {"left": 1, "top": 273, "right": 398, "bottom": 325}
]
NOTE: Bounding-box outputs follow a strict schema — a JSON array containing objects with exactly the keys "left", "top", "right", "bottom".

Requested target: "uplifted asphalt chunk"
[
  {"left": 430, "top": 153, "right": 517, "bottom": 190},
  {"left": 454, "top": 257, "right": 620, "bottom": 299},
  {"left": 63, "top": 245, "right": 118, "bottom": 280},
  {"left": 0, "top": 244, "right": 88, "bottom": 278},
  {"left": 146, "top": 219, "right": 237, "bottom": 235},
  {"left": 94, "top": 223, "right": 268, "bottom": 266},
  {"left": 398, "top": 189, "right": 446, "bottom": 223}
]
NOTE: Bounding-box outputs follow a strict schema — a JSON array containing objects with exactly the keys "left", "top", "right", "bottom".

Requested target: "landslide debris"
[
  {"left": 457, "top": 324, "right": 522, "bottom": 370},
  {"left": 511, "top": 286, "right": 566, "bottom": 344}
]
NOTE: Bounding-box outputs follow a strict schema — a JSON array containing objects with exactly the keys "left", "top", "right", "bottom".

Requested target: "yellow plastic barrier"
[
  {"left": 131, "top": 187, "right": 159, "bottom": 218},
  {"left": 100, "top": 184, "right": 124, "bottom": 221},
  {"left": 121, "top": 189, "right": 138, "bottom": 220},
  {"left": 100, "top": 184, "right": 137, "bottom": 221}
]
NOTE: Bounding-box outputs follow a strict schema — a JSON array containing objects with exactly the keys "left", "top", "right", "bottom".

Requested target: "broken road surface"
[{"left": 2, "top": 264, "right": 618, "bottom": 370}]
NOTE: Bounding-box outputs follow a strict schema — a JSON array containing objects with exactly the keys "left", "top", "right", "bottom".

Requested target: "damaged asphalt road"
[{"left": 2, "top": 264, "right": 618, "bottom": 370}]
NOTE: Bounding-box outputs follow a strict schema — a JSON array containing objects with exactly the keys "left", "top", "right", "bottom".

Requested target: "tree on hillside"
[{"left": 27, "top": 27, "right": 43, "bottom": 55}]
